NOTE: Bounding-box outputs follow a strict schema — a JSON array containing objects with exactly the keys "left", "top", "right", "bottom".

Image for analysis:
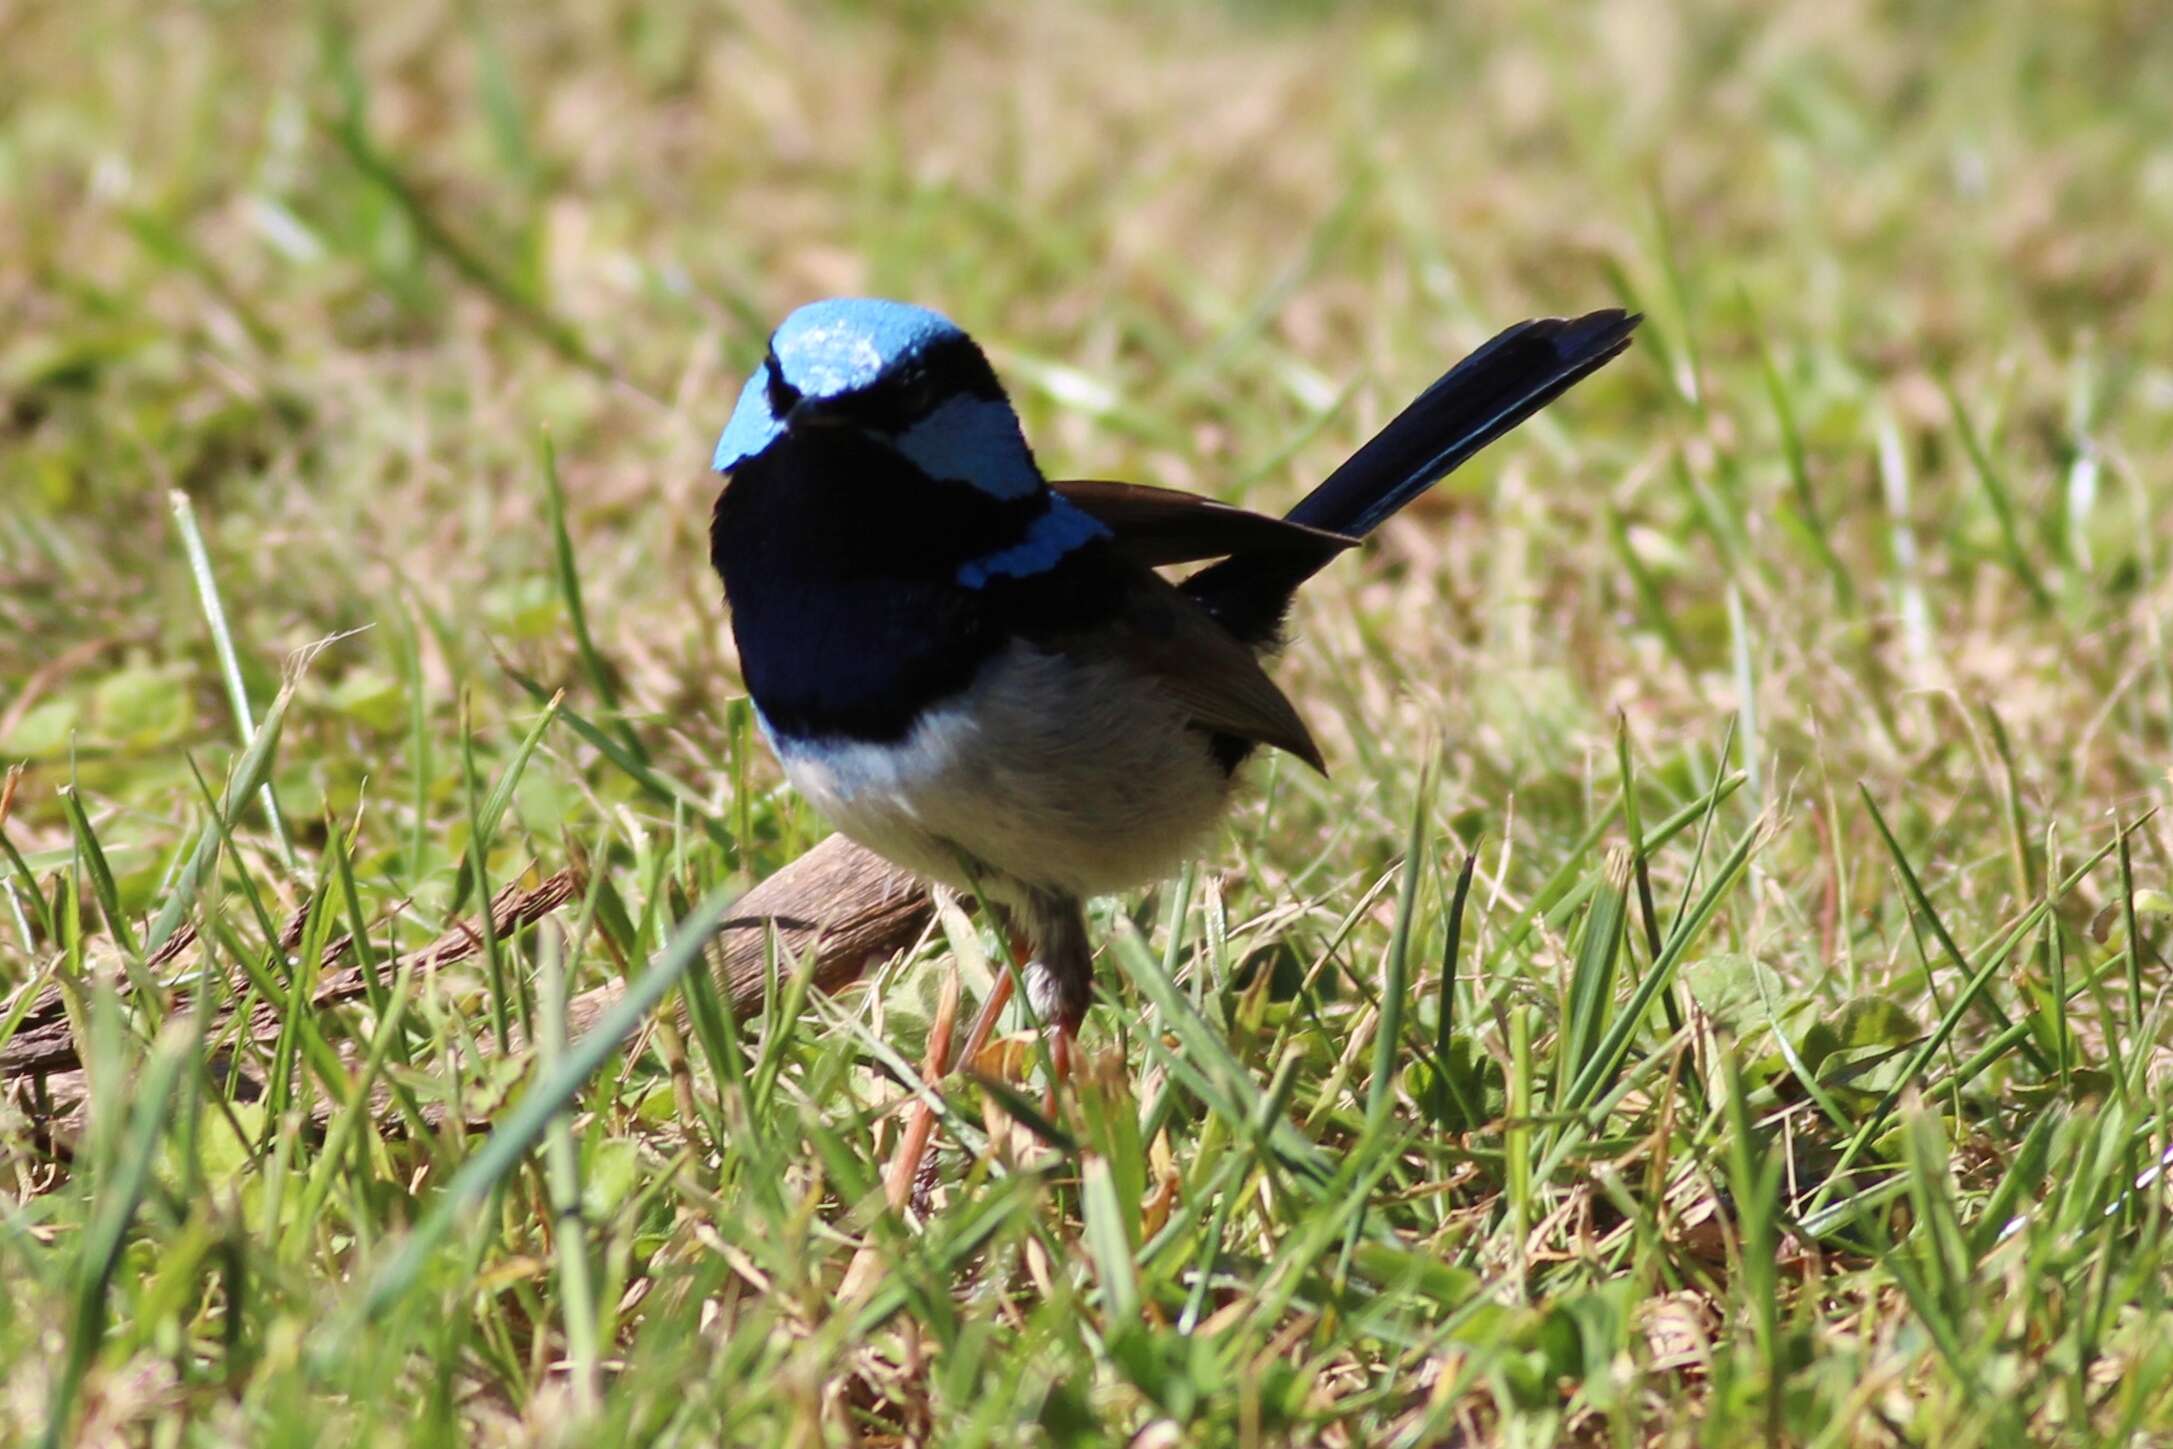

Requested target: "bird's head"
[{"left": 713, "top": 298, "right": 1043, "bottom": 498}]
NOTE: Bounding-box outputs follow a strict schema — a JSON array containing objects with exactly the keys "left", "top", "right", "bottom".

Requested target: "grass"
[{"left": 4, "top": 0, "right": 2172, "bottom": 1441}]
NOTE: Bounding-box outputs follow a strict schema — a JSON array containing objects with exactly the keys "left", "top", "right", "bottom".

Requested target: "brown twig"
[{"left": 4, "top": 834, "right": 936, "bottom": 1146}]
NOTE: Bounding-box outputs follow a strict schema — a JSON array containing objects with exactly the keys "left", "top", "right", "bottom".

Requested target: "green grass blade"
[
  {"left": 1565, "top": 818, "right": 1762, "bottom": 1112},
  {"left": 1810, "top": 825, "right": 2129, "bottom": 1217},
  {"left": 1556, "top": 845, "right": 1631, "bottom": 1109},
  {"left": 540, "top": 435, "right": 646, "bottom": 767},
  {"left": 58, "top": 786, "right": 141, "bottom": 966},
  {"left": 1364, "top": 777, "right": 1428, "bottom": 1142},
  {"left": 341, "top": 881, "right": 737, "bottom": 1329},
  {"left": 283, "top": 950, "right": 417, "bottom": 1258},
  {"left": 328, "top": 111, "right": 621, "bottom": 383},
  {"left": 1756, "top": 327, "right": 1854, "bottom": 613},
  {"left": 170, "top": 490, "right": 298, "bottom": 868},
  {"left": 1431, "top": 845, "right": 1481, "bottom": 1129},
  {"left": 1860, "top": 788, "right": 2054, "bottom": 1074},
  {"left": 39, "top": 1022, "right": 193, "bottom": 1449},
  {"left": 1944, "top": 379, "right": 2053, "bottom": 613},
  {"left": 537, "top": 929, "right": 602, "bottom": 1415},
  {"left": 145, "top": 683, "right": 295, "bottom": 955},
  {"left": 1081, "top": 1155, "right": 1141, "bottom": 1322}
]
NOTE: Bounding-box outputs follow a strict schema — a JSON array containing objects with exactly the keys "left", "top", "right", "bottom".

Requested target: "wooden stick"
[{"left": 5, "top": 834, "right": 935, "bottom": 1144}]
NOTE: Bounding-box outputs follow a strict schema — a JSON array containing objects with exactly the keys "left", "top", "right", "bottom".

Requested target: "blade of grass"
[
  {"left": 265, "top": 866, "right": 338, "bottom": 1126},
  {"left": 1564, "top": 817, "right": 1763, "bottom": 1112},
  {"left": 0, "top": 785, "right": 59, "bottom": 945},
  {"left": 1647, "top": 191, "right": 1705, "bottom": 412},
  {"left": 1431, "top": 845, "right": 1481, "bottom": 1129},
  {"left": 1876, "top": 410, "right": 1938, "bottom": 679},
  {"left": 1861, "top": 788, "right": 2053, "bottom": 1074},
  {"left": 1171, "top": 1044, "right": 1305, "bottom": 1332},
  {"left": 537, "top": 929, "right": 601, "bottom": 1416},
  {"left": 1809, "top": 824, "right": 2131, "bottom": 1217},
  {"left": 1725, "top": 584, "right": 1763, "bottom": 809},
  {"left": 1081, "top": 1156, "right": 1141, "bottom": 1323},
  {"left": 1555, "top": 845, "right": 1631, "bottom": 1109},
  {"left": 396, "top": 607, "right": 432, "bottom": 886},
  {"left": 38, "top": 1021, "right": 193, "bottom": 1449},
  {"left": 327, "top": 111, "right": 623, "bottom": 384},
  {"left": 1483, "top": 775, "right": 1745, "bottom": 975},
  {"left": 58, "top": 786, "right": 143, "bottom": 969},
  {"left": 1756, "top": 326, "right": 1854, "bottom": 612},
  {"left": 1614, "top": 716, "right": 1660, "bottom": 966},
  {"left": 1604, "top": 505, "right": 1697, "bottom": 677},
  {"left": 1107, "top": 918, "right": 1328, "bottom": 1184},
  {"left": 1719, "top": 1038, "right": 1784, "bottom": 1443},
  {"left": 457, "top": 700, "right": 514, "bottom": 1055},
  {"left": 447, "top": 689, "right": 563, "bottom": 923},
  {"left": 502, "top": 661, "right": 734, "bottom": 852},
  {"left": 1365, "top": 777, "right": 1428, "bottom": 1143},
  {"left": 1945, "top": 379, "right": 2053, "bottom": 613},
  {"left": 1506, "top": 1004, "right": 1533, "bottom": 1282},
  {"left": 340, "top": 881, "right": 737, "bottom": 1330},
  {"left": 145, "top": 683, "right": 294, "bottom": 956},
  {"left": 171, "top": 490, "right": 298, "bottom": 869},
  {"left": 282, "top": 949, "right": 417, "bottom": 1259},
  {"left": 2119, "top": 817, "right": 2143, "bottom": 1047},
  {"left": 540, "top": 435, "right": 646, "bottom": 766}
]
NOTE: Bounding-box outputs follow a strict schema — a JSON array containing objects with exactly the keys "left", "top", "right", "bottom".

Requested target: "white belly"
[{"left": 767, "top": 640, "right": 1235, "bottom": 900}]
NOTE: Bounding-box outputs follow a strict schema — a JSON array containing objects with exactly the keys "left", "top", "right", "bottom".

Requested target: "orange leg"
[
  {"left": 876, "top": 932, "right": 1037, "bottom": 1219},
  {"left": 842, "top": 933, "right": 1057, "bottom": 1299}
]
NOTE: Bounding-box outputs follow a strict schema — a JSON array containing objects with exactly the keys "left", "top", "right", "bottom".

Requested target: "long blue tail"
[{"left": 1184, "top": 308, "right": 1638, "bottom": 645}]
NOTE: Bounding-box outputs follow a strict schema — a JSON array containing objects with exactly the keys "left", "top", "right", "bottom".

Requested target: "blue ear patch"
[
  {"left": 772, "top": 298, "right": 963, "bottom": 398},
  {"left": 714, "top": 369, "right": 781, "bottom": 472},
  {"left": 956, "top": 496, "right": 1109, "bottom": 588},
  {"left": 893, "top": 393, "right": 1040, "bottom": 499}
]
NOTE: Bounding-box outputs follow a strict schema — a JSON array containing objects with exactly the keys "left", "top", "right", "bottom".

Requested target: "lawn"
[{"left": 4, "top": 0, "right": 2172, "bottom": 1442}]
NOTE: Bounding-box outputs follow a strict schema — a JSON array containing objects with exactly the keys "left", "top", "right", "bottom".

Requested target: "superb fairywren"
[{"left": 711, "top": 298, "right": 1636, "bottom": 1063}]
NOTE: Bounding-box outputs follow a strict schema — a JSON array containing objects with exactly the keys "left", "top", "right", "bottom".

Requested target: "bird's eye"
[{"left": 893, "top": 370, "right": 944, "bottom": 420}]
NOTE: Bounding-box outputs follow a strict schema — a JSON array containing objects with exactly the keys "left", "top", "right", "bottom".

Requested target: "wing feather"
[
  {"left": 1051, "top": 479, "right": 1357, "bottom": 569},
  {"left": 1050, "top": 572, "right": 1326, "bottom": 774}
]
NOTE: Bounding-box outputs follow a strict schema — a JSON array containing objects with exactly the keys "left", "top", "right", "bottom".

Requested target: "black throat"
[{"left": 710, "top": 428, "right": 1122, "bottom": 745}]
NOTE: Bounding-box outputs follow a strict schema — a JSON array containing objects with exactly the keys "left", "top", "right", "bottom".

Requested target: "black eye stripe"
[
  {"left": 764, "top": 352, "right": 801, "bottom": 416},
  {"left": 896, "top": 369, "right": 942, "bottom": 414},
  {"left": 767, "top": 333, "right": 1008, "bottom": 433}
]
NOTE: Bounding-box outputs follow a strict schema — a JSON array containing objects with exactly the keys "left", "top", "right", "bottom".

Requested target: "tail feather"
[
  {"left": 1287, "top": 309, "right": 1640, "bottom": 536},
  {"left": 1184, "top": 308, "right": 1638, "bottom": 645}
]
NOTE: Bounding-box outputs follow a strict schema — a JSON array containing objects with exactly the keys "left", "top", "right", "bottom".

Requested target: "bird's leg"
[
  {"left": 842, "top": 919, "right": 1023, "bottom": 1301},
  {"left": 881, "top": 931, "right": 1023, "bottom": 1220},
  {"left": 1018, "top": 890, "right": 1093, "bottom": 1118},
  {"left": 867, "top": 874, "right": 1089, "bottom": 1235},
  {"left": 958, "top": 935, "right": 1026, "bottom": 1072},
  {"left": 939, "top": 850, "right": 1080, "bottom": 1097}
]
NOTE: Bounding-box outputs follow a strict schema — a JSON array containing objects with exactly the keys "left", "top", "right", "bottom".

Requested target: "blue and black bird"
[{"left": 711, "top": 298, "right": 1636, "bottom": 1070}]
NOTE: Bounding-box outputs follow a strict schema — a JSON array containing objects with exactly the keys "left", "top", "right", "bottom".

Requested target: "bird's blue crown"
[
  {"left": 772, "top": 296, "right": 963, "bottom": 397},
  {"left": 714, "top": 298, "right": 1049, "bottom": 498}
]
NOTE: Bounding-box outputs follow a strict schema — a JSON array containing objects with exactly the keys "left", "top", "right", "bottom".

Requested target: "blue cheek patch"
[
  {"left": 894, "top": 394, "right": 1041, "bottom": 499},
  {"left": 956, "top": 497, "right": 1110, "bottom": 588},
  {"left": 714, "top": 371, "right": 781, "bottom": 471}
]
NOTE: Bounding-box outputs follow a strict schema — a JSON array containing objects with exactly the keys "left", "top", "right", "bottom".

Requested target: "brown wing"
[
  {"left": 1099, "top": 572, "right": 1328, "bottom": 774},
  {"left": 1052, "top": 479, "right": 1358, "bottom": 569}
]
